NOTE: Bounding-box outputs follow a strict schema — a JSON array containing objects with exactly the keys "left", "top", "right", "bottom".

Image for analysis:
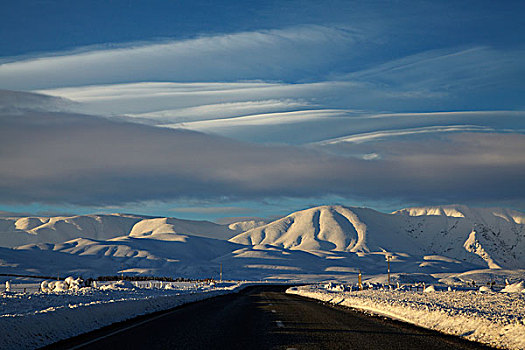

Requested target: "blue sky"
[
  {"left": 2, "top": 1, "right": 524, "bottom": 58},
  {"left": 0, "top": 1, "right": 524, "bottom": 221}
]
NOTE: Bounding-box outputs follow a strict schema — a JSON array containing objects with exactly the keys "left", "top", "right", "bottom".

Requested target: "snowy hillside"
[
  {"left": 7, "top": 232, "right": 239, "bottom": 278},
  {"left": 393, "top": 205, "right": 525, "bottom": 224},
  {"left": 230, "top": 205, "right": 525, "bottom": 269},
  {"left": 128, "top": 217, "right": 241, "bottom": 240},
  {"left": 0, "top": 204, "right": 522, "bottom": 281},
  {"left": 0, "top": 235, "right": 479, "bottom": 281},
  {"left": 0, "top": 213, "right": 250, "bottom": 247},
  {"left": 230, "top": 206, "right": 412, "bottom": 252},
  {"left": 392, "top": 205, "right": 525, "bottom": 269},
  {"left": 0, "top": 214, "right": 142, "bottom": 247},
  {"left": 228, "top": 219, "right": 268, "bottom": 232}
]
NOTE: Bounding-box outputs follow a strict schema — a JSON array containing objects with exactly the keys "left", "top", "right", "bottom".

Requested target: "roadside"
[
  {"left": 287, "top": 284, "right": 525, "bottom": 350},
  {"left": 0, "top": 280, "right": 254, "bottom": 349}
]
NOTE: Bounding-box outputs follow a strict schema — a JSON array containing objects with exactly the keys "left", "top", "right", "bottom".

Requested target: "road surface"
[{"left": 46, "top": 285, "right": 494, "bottom": 350}]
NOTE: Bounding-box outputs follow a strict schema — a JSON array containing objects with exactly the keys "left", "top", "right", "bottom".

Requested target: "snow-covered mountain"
[
  {"left": 0, "top": 214, "right": 142, "bottom": 247},
  {"left": 230, "top": 205, "right": 525, "bottom": 269},
  {"left": 0, "top": 214, "right": 259, "bottom": 247},
  {"left": 0, "top": 205, "right": 522, "bottom": 281},
  {"left": 394, "top": 205, "right": 524, "bottom": 225},
  {"left": 8, "top": 232, "right": 239, "bottom": 278},
  {"left": 393, "top": 205, "right": 525, "bottom": 269},
  {"left": 1, "top": 233, "right": 478, "bottom": 280}
]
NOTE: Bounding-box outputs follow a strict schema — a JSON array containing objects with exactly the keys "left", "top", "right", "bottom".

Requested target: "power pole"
[
  {"left": 387, "top": 255, "right": 391, "bottom": 286},
  {"left": 358, "top": 269, "right": 362, "bottom": 291}
]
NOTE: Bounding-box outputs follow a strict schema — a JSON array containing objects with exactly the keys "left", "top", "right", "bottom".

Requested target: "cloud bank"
[{"left": 0, "top": 91, "right": 523, "bottom": 208}]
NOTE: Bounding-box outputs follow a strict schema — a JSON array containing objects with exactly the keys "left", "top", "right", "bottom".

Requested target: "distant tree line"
[
  {"left": 94, "top": 275, "right": 210, "bottom": 282},
  {"left": 1, "top": 273, "right": 213, "bottom": 284},
  {"left": 0, "top": 273, "right": 64, "bottom": 280}
]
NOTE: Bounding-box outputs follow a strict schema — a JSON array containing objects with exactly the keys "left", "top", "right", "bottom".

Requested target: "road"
[{"left": 46, "top": 285, "right": 494, "bottom": 350}]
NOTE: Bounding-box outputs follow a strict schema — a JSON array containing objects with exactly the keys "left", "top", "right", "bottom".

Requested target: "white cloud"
[
  {"left": 345, "top": 47, "right": 524, "bottom": 84},
  {"left": 171, "top": 109, "right": 525, "bottom": 145},
  {"left": 127, "top": 99, "right": 312, "bottom": 124},
  {"left": 0, "top": 25, "right": 361, "bottom": 90},
  {"left": 38, "top": 81, "right": 356, "bottom": 116},
  {"left": 168, "top": 109, "right": 348, "bottom": 129},
  {"left": 30, "top": 83, "right": 525, "bottom": 147},
  {"left": 362, "top": 153, "right": 381, "bottom": 160},
  {"left": 341, "top": 46, "right": 525, "bottom": 105},
  {"left": 316, "top": 125, "right": 500, "bottom": 145}
]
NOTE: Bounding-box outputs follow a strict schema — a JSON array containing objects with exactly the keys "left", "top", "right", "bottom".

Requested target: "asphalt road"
[{"left": 46, "top": 285, "right": 494, "bottom": 350}]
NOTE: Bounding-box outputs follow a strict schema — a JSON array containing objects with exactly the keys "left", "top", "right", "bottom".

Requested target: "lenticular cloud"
[
  {"left": 0, "top": 90, "right": 524, "bottom": 207},
  {"left": 0, "top": 25, "right": 360, "bottom": 90}
]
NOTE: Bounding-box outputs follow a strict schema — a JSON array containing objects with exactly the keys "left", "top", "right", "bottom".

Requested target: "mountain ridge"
[
  {"left": 229, "top": 205, "right": 525, "bottom": 269},
  {"left": 393, "top": 204, "right": 525, "bottom": 225},
  {"left": 0, "top": 204, "right": 522, "bottom": 273},
  {"left": 0, "top": 213, "right": 260, "bottom": 247}
]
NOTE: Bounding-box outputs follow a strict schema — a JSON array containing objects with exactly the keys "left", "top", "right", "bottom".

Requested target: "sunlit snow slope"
[
  {"left": 0, "top": 214, "right": 259, "bottom": 247},
  {"left": 230, "top": 205, "right": 525, "bottom": 269}
]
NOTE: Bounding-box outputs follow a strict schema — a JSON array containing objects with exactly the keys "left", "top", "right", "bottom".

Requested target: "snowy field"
[
  {"left": 0, "top": 205, "right": 524, "bottom": 348},
  {"left": 0, "top": 280, "right": 251, "bottom": 349},
  {"left": 287, "top": 282, "right": 525, "bottom": 350}
]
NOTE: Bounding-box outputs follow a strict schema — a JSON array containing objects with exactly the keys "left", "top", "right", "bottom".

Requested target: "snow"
[
  {"left": 0, "top": 280, "right": 251, "bottom": 349},
  {"left": 1, "top": 205, "right": 522, "bottom": 282},
  {"left": 0, "top": 237, "right": 485, "bottom": 284},
  {"left": 0, "top": 204, "right": 523, "bottom": 348},
  {"left": 41, "top": 277, "right": 84, "bottom": 293},
  {"left": 437, "top": 268, "right": 525, "bottom": 286},
  {"left": 0, "top": 214, "right": 142, "bottom": 247},
  {"left": 479, "top": 286, "right": 492, "bottom": 292},
  {"left": 423, "top": 285, "right": 436, "bottom": 292},
  {"left": 128, "top": 217, "right": 241, "bottom": 240},
  {"left": 501, "top": 282, "right": 525, "bottom": 293},
  {"left": 394, "top": 205, "right": 525, "bottom": 225},
  {"left": 287, "top": 283, "right": 525, "bottom": 350},
  {"left": 0, "top": 213, "right": 244, "bottom": 248},
  {"left": 230, "top": 205, "right": 525, "bottom": 269},
  {"left": 228, "top": 219, "right": 267, "bottom": 232}
]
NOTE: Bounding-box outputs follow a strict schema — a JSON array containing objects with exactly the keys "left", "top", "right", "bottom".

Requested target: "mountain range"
[
  {"left": 0, "top": 213, "right": 261, "bottom": 247},
  {"left": 0, "top": 205, "right": 523, "bottom": 281}
]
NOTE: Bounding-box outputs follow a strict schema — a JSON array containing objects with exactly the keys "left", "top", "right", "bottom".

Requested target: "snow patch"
[{"left": 501, "top": 282, "right": 525, "bottom": 293}]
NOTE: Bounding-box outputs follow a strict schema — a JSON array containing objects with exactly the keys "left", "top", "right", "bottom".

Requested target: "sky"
[{"left": 0, "top": 1, "right": 524, "bottom": 221}]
